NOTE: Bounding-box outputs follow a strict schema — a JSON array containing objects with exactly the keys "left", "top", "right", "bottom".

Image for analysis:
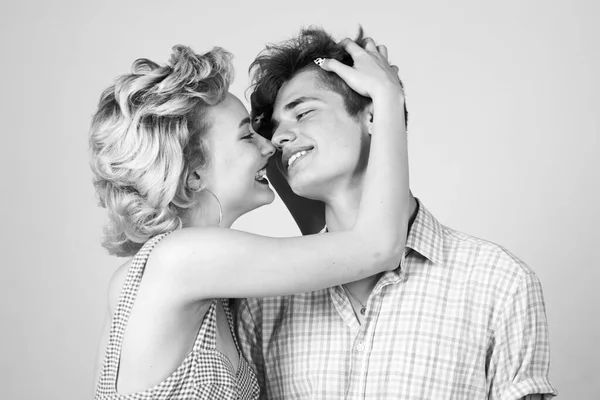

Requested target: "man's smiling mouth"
[
  {"left": 288, "top": 150, "right": 309, "bottom": 169},
  {"left": 283, "top": 147, "right": 314, "bottom": 172}
]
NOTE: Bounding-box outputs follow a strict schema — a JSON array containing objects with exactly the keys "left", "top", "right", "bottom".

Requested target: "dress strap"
[
  {"left": 220, "top": 299, "right": 242, "bottom": 350},
  {"left": 192, "top": 299, "right": 219, "bottom": 352},
  {"left": 100, "top": 232, "right": 172, "bottom": 389}
]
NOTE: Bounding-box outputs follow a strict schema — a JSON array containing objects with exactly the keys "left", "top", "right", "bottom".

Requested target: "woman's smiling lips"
[{"left": 254, "top": 162, "right": 269, "bottom": 185}]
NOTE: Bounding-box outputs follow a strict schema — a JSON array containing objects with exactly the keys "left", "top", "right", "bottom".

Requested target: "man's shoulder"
[
  {"left": 440, "top": 223, "right": 537, "bottom": 283},
  {"left": 412, "top": 201, "right": 536, "bottom": 281},
  {"left": 433, "top": 224, "right": 547, "bottom": 331}
]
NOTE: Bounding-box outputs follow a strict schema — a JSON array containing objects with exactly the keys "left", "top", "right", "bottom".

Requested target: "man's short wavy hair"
[
  {"left": 89, "top": 45, "right": 233, "bottom": 257},
  {"left": 249, "top": 27, "right": 408, "bottom": 139}
]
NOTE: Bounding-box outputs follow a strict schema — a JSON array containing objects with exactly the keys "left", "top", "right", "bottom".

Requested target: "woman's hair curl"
[{"left": 89, "top": 45, "right": 234, "bottom": 257}]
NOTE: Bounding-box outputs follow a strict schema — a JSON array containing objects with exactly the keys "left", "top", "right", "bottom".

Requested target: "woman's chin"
[
  {"left": 259, "top": 189, "right": 276, "bottom": 206},
  {"left": 242, "top": 190, "right": 276, "bottom": 213}
]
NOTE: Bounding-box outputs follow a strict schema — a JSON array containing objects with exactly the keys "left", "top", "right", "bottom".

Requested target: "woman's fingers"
[
  {"left": 316, "top": 57, "right": 353, "bottom": 77},
  {"left": 338, "top": 37, "right": 366, "bottom": 59},
  {"left": 364, "top": 37, "right": 378, "bottom": 53},
  {"left": 377, "top": 45, "right": 388, "bottom": 60},
  {"left": 315, "top": 58, "right": 366, "bottom": 96},
  {"left": 316, "top": 38, "right": 401, "bottom": 98}
]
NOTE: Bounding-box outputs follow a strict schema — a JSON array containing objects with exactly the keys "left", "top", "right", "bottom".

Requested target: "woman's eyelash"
[{"left": 243, "top": 122, "right": 260, "bottom": 140}]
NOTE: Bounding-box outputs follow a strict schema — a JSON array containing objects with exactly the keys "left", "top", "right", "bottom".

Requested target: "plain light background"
[{"left": 1, "top": 0, "right": 597, "bottom": 398}]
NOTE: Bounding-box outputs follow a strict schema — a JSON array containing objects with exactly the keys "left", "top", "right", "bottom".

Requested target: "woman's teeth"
[
  {"left": 255, "top": 168, "right": 267, "bottom": 181},
  {"left": 288, "top": 150, "right": 308, "bottom": 168}
]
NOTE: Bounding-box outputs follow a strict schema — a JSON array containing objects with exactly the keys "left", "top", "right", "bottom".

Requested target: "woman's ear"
[{"left": 186, "top": 169, "right": 203, "bottom": 192}]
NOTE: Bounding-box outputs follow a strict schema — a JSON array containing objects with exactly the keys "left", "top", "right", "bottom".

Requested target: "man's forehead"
[{"left": 273, "top": 69, "right": 323, "bottom": 112}]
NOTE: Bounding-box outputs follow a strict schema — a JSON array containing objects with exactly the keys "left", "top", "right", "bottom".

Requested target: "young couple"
[{"left": 92, "top": 27, "right": 555, "bottom": 400}]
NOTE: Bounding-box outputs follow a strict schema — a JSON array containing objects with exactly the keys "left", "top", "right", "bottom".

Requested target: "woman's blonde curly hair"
[{"left": 89, "top": 45, "right": 234, "bottom": 257}]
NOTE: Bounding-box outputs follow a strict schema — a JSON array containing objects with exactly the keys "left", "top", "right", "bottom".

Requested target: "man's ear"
[
  {"left": 186, "top": 169, "right": 203, "bottom": 192},
  {"left": 360, "top": 103, "right": 375, "bottom": 135}
]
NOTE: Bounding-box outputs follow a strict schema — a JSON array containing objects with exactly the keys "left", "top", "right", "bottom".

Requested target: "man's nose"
[{"left": 271, "top": 128, "right": 296, "bottom": 149}]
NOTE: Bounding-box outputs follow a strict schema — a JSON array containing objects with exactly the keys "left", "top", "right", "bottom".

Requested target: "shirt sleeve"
[
  {"left": 234, "top": 298, "right": 268, "bottom": 400},
  {"left": 487, "top": 271, "right": 557, "bottom": 400}
]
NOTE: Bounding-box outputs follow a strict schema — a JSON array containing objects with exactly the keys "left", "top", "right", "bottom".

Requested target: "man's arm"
[{"left": 487, "top": 271, "right": 557, "bottom": 400}]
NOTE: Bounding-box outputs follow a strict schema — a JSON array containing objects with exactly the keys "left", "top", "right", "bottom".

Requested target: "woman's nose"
[{"left": 259, "top": 135, "right": 276, "bottom": 157}]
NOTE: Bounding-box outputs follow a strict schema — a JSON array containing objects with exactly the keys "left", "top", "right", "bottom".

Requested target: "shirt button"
[{"left": 356, "top": 342, "right": 365, "bottom": 352}]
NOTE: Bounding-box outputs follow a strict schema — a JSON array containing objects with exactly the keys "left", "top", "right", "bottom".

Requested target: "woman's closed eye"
[
  {"left": 242, "top": 131, "right": 255, "bottom": 140},
  {"left": 242, "top": 121, "right": 260, "bottom": 140}
]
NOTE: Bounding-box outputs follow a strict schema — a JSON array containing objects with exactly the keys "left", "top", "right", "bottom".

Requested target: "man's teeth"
[
  {"left": 255, "top": 168, "right": 267, "bottom": 180},
  {"left": 288, "top": 150, "right": 308, "bottom": 168}
]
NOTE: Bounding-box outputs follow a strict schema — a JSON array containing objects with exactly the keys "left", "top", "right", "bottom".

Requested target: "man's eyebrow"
[
  {"left": 238, "top": 117, "right": 251, "bottom": 128},
  {"left": 283, "top": 96, "right": 321, "bottom": 111},
  {"left": 269, "top": 96, "right": 322, "bottom": 133}
]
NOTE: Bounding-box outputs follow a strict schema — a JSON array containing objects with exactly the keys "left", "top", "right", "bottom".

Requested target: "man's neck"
[
  {"left": 325, "top": 191, "right": 418, "bottom": 303},
  {"left": 323, "top": 183, "right": 364, "bottom": 232},
  {"left": 324, "top": 184, "right": 418, "bottom": 235}
]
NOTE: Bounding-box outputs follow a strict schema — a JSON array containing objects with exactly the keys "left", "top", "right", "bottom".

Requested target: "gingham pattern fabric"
[
  {"left": 95, "top": 232, "right": 260, "bottom": 400},
  {"left": 236, "top": 200, "right": 557, "bottom": 400}
]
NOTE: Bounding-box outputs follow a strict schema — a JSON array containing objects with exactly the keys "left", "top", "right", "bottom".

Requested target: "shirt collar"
[
  {"left": 406, "top": 198, "right": 445, "bottom": 266},
  {"left": 319, "top": 198, "right": 445, "bottom": 267}
]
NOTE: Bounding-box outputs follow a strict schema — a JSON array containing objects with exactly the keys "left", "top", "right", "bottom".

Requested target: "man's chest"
[{"left": 261, "top": 284, "right": 494, "bottom": 399}]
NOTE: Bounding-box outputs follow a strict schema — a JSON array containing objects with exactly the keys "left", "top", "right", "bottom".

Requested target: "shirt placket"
[
  {"left": 328, "top": 285, "right": 363, "bottom": 398},
  {"left": 347, "top": 298, "right": 377, "bottom": 399},
  {"left": 328, "top": 284, "right": 384, "bottom": 399},
  {"left": 349, "top": 260, "right": 408, "bottom": 399},
  {"left": 328, "top": 251, "right": 408, "bottom": 398}
]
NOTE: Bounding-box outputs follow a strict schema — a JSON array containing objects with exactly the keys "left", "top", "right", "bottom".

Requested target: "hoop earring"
[
  {"left": 204, "top": 189, "right": 223, "bottom": 227},
  {"left": 193, "top": 187, "right": 223, "bottom": 227}
]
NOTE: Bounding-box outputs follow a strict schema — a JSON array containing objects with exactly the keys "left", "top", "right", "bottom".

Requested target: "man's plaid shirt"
[{"left": 236, "top": 200, "right": 556, "bottom": 399}]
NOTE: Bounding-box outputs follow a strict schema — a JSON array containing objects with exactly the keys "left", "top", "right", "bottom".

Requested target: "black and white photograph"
[{"left": 2, "top": 0, "right": 598, "bottom": 398}]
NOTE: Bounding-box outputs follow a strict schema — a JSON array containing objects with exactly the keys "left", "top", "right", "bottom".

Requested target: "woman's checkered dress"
[{"left": 95, "top": 233, "right": 260, "bottom": 399}]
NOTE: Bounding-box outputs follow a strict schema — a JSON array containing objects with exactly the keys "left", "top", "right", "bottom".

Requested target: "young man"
[{"left": 236, "top": 28, "right": 556, "bottom": 400}]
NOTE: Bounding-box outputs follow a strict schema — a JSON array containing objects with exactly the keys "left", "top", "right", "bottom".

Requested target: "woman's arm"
[
  {"left": 321, "top": 38, "right": 408, "bottom": 256},
  {"left": 150, "top": 39, "right": 409, "bottom": 301}
]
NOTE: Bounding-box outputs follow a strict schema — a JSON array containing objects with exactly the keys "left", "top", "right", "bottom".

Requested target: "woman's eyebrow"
[{"left": 238, "top": 117, "right": 251, "bottom": 128}]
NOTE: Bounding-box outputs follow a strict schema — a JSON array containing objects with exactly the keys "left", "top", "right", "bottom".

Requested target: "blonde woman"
[{"left": 92, "top": 40, "right": 408, "bottom": 399}]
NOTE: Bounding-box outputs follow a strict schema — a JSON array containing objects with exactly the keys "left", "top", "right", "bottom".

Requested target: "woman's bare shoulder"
[
  {"left": 107, "top": 259, "right": 132, "bottom": 313},
  {"left": 146, "top": 227, "right": 235, "bottom": 269},
  {"left": 101, "top": 230, "right": 222, "bottom": 312}
]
